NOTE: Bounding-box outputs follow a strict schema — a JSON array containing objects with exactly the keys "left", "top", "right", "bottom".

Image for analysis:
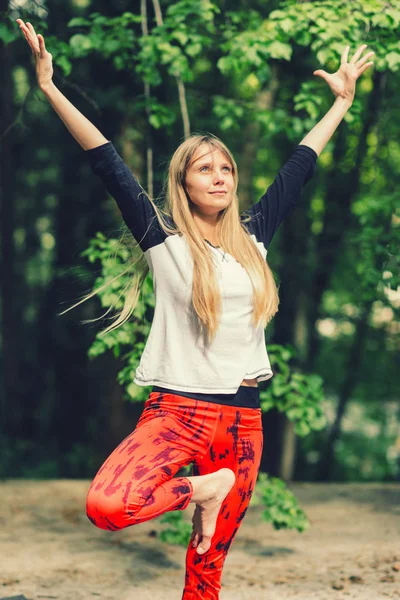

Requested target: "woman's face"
[{"left": 184, "top": 143, "right": 234, "bottom": 218}]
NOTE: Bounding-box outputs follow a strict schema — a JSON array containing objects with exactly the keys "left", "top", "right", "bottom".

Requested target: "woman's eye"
[{"left": 200, "top": 166, "right": 231, "bottom": 172}]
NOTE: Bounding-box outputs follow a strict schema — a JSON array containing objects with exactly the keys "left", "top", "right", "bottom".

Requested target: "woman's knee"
[
  {"left": 85, "top": 484, "right": 146, "bottom": 531},
  {"left": 86, "top": 486, "right": 121, "bottom": 530}
]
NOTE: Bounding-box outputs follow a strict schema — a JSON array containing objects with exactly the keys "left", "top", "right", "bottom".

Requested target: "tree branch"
[{"left": 151, "top": 0, "right": 191, "bottom": 138}]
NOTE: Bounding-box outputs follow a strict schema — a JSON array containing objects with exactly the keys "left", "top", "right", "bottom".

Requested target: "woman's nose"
[{"left": 213, "top": 171, "right": 225, "bottom": 182}]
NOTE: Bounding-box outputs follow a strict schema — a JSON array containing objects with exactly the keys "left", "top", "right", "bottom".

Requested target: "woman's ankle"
[{"left": 186, "top": 473, "right": 215, "bottom": 505}]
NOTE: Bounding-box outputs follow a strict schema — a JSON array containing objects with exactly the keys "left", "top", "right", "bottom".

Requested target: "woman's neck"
[{"left": 191, "top": 211, "right": 220, "bottom": 245}]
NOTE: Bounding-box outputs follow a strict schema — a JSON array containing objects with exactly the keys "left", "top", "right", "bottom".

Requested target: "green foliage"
[
  {"left": 261, "top": 345, "right": 327, "bottom": 436},
  {"left": 300, "top": 398, "right": 400, "bottom": 481},
  {"left": 81, "top": 232, "right": 134, "bottom": 311},
  {"left": 81, "top": 232, "right": 153, "bottom": 403},
  {"left": 12, "top": 0, "right": 400, "bottom": 141},
  {"left": 351, "top": 192, "right": 400, "bottom": 300},
  {"left": 212, "top": 96, "right": 246, "bottom": 131},
  {"left": 294, "top": 82, "right": 324, "bottom": 121},
  {"left": 74, "top": 12, "right": 139, "bottom": 70},
  {"left": 147, "top": 97, "right": 177, "bottom": 130},
  {"left": 41, "top": 12, "right": 143, "bottom": 76},
  {"left": 335, "top": 429, "right": 398, "bottom": 481},
  {"left": 251, "top": 472, "right": 309, "bottom": 532},
  {"left": 137, "top": 0, "right": 218, "bottom": 83},
  {"left": 159, "top": 511, "right": 193, "bottom": 546},
  {"left": 63, "top": 2, "right": 218, "bottom": 83},
  {"left": 214, "top": 0, "right": 400, "bottom": 133},
  {"left": 166, "top": 0, "right": 219, "bottom": 24},
  {"left": 0, "top": 437, "right": 96, "bottom": 479},
  {"left": 0, "top": 14, "right": 21, "bottom": 45}
]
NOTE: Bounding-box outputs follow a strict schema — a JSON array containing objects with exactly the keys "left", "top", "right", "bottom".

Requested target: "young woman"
[{"left": 17, "top": 18, "right": 374, "bottom": 599}]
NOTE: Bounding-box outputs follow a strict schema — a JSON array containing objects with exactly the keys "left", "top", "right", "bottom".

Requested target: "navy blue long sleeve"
[
  {"left": 240, "top": 144, "right": 318, "bottom": 248},
  {"left": 86, "top": 141, "right": 168, "bottom": 252}
]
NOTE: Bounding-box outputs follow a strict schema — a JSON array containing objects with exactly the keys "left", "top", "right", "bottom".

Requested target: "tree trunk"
[
  {"left": 104, "top": 358, "right": 142, "bottom": 457},
  {"left": 280, "top": 419, "right": 297, "bottom": 480},
  {"left": 238, "top": 64, "right": 280, "bottom": 209}
]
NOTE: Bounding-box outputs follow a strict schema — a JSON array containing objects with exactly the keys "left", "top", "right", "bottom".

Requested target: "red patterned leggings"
[{"left": 86, "top": 390, "right": 263, "bottom": 599}]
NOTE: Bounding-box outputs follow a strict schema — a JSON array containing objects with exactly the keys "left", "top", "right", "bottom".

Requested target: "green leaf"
[
  {"left": 269, "top": 10, "right": 287, "bottom": 20},
  {"left": 260, "top": 398, "right": 275, "bottom": 412},
  {"left": 279, "top": 18, "right": 296, "bottom": 34},
  {"left": 186, "top": 42, "right": 202, "bottom": 57},
  {"left": 371, "top": 13, "right": 392, "bottom": 28},
  {"left": 67, "top": 17, "right": 91, "bottom": 28},
  {"left": 255, "top": 475, "right": 310, "bottom": 532},
  {"left": 55, "top": 55, "right": 72, "bottom": 77},
  {"left": 266, "top": 40, "right": 292, "bottom": 61},
  {"left": 0, "top": 22, "right": 19, "bottom": 45},
  {"left": 69, "top": 34, "right": 93, "bottom": 55},
  {"left": 386, "top": 51, "right": 400, "bottom": 71},
  {"left": 149, "top": 114, "right": 161, "bottom": 129},
  {"left": 294, "top": 421, "right": 311, "bottom": 437},
  {"left": 286, "top": 407, "right": 303, "bottom": 420},
  {"left": 172, "top": 30, "right": 189, "bottom": 46},
  {"left": 113, "top": 55, "right": 125, "bottom": 71}
]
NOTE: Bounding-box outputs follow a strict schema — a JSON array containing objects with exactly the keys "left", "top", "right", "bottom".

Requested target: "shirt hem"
[{"left": 133, "top": 369, "right": 273, "bottom": 394}]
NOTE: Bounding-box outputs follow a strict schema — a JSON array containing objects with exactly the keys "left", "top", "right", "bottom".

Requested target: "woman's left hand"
[{"left": 313, "top": 44, "right": 375, "bottom": 102}]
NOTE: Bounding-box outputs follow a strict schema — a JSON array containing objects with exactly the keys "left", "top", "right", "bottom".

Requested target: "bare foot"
[{"left": 187, "top": 468, "right": 235, "bottom": 555}]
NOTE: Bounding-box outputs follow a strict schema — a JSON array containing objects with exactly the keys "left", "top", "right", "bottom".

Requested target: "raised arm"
[
  {"left": 241, "top": 44, "right": 375, "bottom": 250},
  {"left": 240, "top": 144, "right": 318, "bottom": 250},
  {"left": 16, "top": 19, "right": 107, "bottom": 150},
  {"left": 301, "top": 43, "right": 375, "bottom": 156},
  {"left": 16, "top": 19, "right": 169, "bottom": 253}
]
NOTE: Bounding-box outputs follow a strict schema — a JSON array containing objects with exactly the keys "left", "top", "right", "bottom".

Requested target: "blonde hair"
[{"left": 61, "top": 133, "right": 280, "bottom": 345}]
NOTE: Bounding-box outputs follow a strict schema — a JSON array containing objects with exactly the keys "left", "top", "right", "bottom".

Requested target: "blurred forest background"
[{"left": 1, "top": 0, "right": 399, "bottom": 484}]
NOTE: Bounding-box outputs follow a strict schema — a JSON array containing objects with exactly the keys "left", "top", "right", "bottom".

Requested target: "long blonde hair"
[{"left": 61, "top": 133, "right": 280, "bottom": 345}]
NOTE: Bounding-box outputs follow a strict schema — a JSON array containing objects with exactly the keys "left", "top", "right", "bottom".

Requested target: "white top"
[
  {"left": 135, "top": 232, "right": 273, "bottom": 393},
  {"left": 86, "top": 141, "right": 318, "bottom": 394}
]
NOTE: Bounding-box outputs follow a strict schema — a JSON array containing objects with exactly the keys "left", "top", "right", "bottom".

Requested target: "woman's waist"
[{"left": 151, "top": 384, "right": 262, "bottom": 409}]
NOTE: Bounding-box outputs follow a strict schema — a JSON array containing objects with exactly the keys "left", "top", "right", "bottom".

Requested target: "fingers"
[
  {"left": 350, "top": 44, "right": 368, "bottom": 64},
  {"left": 17, "top": 19, "right": 31, "bottom": 37},
  {"left": 357, "top": 50, "right": 375, "bottom": 69},
  {"left": 190, "top": 529, "right": 211, "bottom": 554},
  {"left": 16, "top": 18, "right": 40, "bottom": 54},
  {"left": 342, "top": 44, "right": 375, "bottom": 75},
  {"left": 196, "top": 535, "right": 211, "bottom": 554},
  {"left": 26, "top": 21, "right": 38, "bottom": 39},
  {"left": 26, "top": 21, "right": 39, "bottom": 46},
  {"left": 16, "top": 20, "right": 32, "bottom": 43},
  {"left": 341, "top": 45, "right": 350, "bottom": 65},
  {"left": 358, "top": 62, "right": 375, "bottom": 76},
  {"left": 38, "top": 34, "right": 47, "bottom": 57},
  {"left": 17, "top": 20, "right": 30, "bottom": 42}
]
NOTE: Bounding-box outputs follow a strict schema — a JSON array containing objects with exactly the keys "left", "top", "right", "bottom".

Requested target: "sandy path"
[{"left": 1, "top": 481, "right": 399, "bottom": 599}]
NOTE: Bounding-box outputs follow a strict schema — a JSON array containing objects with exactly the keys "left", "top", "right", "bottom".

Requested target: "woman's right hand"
[{"left": 16, "top": 19, "right": 53, "bottom": 89}]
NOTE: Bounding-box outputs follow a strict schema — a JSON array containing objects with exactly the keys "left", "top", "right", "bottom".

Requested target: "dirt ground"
[{"left": 1, "top": 480, "right": 399, "bottom": 600}]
